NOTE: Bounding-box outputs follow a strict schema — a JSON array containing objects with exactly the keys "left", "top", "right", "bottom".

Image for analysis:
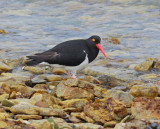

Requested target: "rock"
[
  {"left": 31, "top": 75, "right": 47, "bottom": 84},
  {"left": 62, "top": 99, "right": 89, "bottom": 111},
  {"left": 85, "top": 76, "right": 101, "bottom": 84},
  {"left": 3, "top": 59, "right": 22, "bottom": 69},
  {"left": 153, "top": 58, "right": 160, "bottom": 70},
  {"left": 104, "top": 121, "right": 117, "bottom": 128},
  {"left": 0, "top": 82, "right": 10, "bottom": 95},
  {"left": 23, "top": 66, "right": 52, "bottom": 74},
  {"left": 45, "top": 74, "right": 63, "bottom": 82},
  {"left": 0, "top": 29, "right": 6, "bottom": 34},
  {"left": 52, "top": 67, "right": 65, "bottom": 75},
  {"left": 0, "top": 94, "right": 9, "bottom": 102},
  {"left": 35, "top": 101, "right": 49, "bottom": 108},
  {"left": 126, "top": 80, "right": 144, "bottom": 89},
  {"left": 9, "top": 102, "right": 67, "bottom": 117},
  {"left": 139, "top": 73, "right": 159, "bottom": 79},
  {"left": 10, "top": 98, "right": 36, "bottom": 105},
  {"left": 84, "top": 98, "right": 128, "bottom": 124},
  {"left": 98, "top": 75, "right": 127, "bottom": 88},
  {"left": 39, "top": 107, "right": 66, "bottom": 117},
  {"left": 130, "top": 83, "right": 158, "bottom": 98},
  {"left": 93, "top": 85, "right": 107, "bottom": 98},
  {"left": 102, "top": 37, "right": 120, "bottom": 44},
  {"left": 0, "top": 113, "right": 10, "bottom": 120},
  {"left": 56, "top": 80, "right": 94, "bottom": 100},
  {"left": 10, "top": 102, "right": 39, "bottom": 115},
  {"left": 0, "top": 120, "right": 8, "bottom": 128},
  {"left": 2, "top": 99, "right": 15, "bottom": 107},
  {"left": 69, "top": 116, "right": 82, "bottom": 123},
  {"left": 0, "top": 62, "right": 12, "bottom": 72},
  {"left": 30, "top": 93, "right": 43, "bottom": 102},
  {"left": 29, "top": 119, "right": 52, "bottom": 129},
  {"left": 49, "top": 117, "right": 73, "bottom": 129},
  {"left": 134, "top": 58, "right": 153, "bottom": 71},
  {"left": 106, "top": 90, "right": 134, "bottom": 107},
  {"left": 16, "top": 114, "right": 42, "bottom": 120},
  {"left": 131, "top": 97, "right": 160, "bottom": 119},
  {"left": 70, "top": 112, "right": 94, "bottom": 123},
  {"left": 73, "top": 123, "right": 104, "bottom": 129}
]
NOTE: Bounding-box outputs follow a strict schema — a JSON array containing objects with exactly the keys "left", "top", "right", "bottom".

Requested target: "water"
[{"left": 0, "top": 0, "right": 160, "bottom": 64}]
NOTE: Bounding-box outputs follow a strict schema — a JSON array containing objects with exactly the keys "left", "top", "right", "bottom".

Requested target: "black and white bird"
[{"left": 25, "top": 35, "right": 107, "bottom": 78}]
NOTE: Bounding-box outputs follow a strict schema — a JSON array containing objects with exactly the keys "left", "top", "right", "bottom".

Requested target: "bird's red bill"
[{"left": 96, "top": 43, "right": 107, "bottom": 59}]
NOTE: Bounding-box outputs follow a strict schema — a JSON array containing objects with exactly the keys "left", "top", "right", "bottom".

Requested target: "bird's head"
[{"left": 88, "top": 35, "right": 108, "bottom": 59}]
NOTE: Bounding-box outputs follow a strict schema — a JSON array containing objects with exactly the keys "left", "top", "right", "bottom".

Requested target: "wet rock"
[
  {"left": 131, "top": 97, "right": 160, "bottom": 119},
  {"left": 73, "top": 123, "right": 103, "bottom": 129},
  {"left": 35, "top": 101, "right": 49, "bottom": 108},
  {"left": 139, "top": 73, "right": 159, "bottom": 79},
  {"left": 106, "top": 90, "right": 134, "bottom": 107},
  {"left": 93, "top": 85, "right": 107, "bottom": 98},
  {"left": 84, "top": 98, "right": 128, "bottom": 124},
  {"left": 30, "top": 93, "right": 43, "bottom": 102},
  {"left": 152, "top": 58, "right": 160, "bottom": 70},
  {"left": 10, "top": 102, "right": 39, "bottom": 115},
  {"left": 52, "top": 67, "right": 65, "bottom": 75},
  {"left": 114, "top": 120, "right": 148, "bottom": 129},
  {"left": 10, "top": 102, "right": 67, "bottom": 117},
  {"left": 10, "top": 98, "right": 36, "bottom": 105},
  {"left": 85, "top": 76, "right": 101, "bottom": 84},
  {"left": 0, "top": 62, "right": 12, "bottom": 72},
  {"left": 0, "top": 120, "right": 8, "bottom": 128},
  {"left": 70, "top": 112, "right": 94, "bottom": 123},
  {"left": 0, "top": 94, "right": 9, "bottom": 102},
  {"left": 0, "top": 82, "right": 10, "bottom": 95},
  {"left": 0, "top": 29, "right": 6, "bottom": 34},
  {"left": 0, "top": 112, "right": 10, "bottom": 120},
  {"left": 130, "top": 83, "right": 158, "bottom": 98},
  {"left": 126, "top": 80, "right": 144, "bottom": 89},
  {"left": 29, "top": 119, "right": 52, "bottom": 129},
  {"left": 56, "top": 79, "right": 94, "bottom": 100},
  {"left": 2, "top": 99, "right": 15, "bottom": 107},
  {"left": 102, "top": 36, "right": 120, "bottom": 44},
  {"left": 69, "top": 116, "right": 82, "bottom": 123},
  {"left": 98, "top": 75, "right": 128, "bottom": 88},
  {"left": 45, "top": 74, "right": 63, "bottom": 82},
  {"left": 134, "top": 58, "right": 153, "bottom": 71},
  {"left": 31, "top": 75, "right": 47, "bottom": 84},
  {"left": 49, "top": 117, "right": 73, "bottom": 129},
  {"left": 104, "top": 121, "right": 117, "bottom": 128},
  {"left": 16, "top": 114, "right": 42, "bottom": 120},
  {"left": 62, "top": 99, "right": 89, "bottom": 111},
  {"left": 3, "top": 59, "right": 22, "bottom": 69},
  {"left": 23, "top": 66, "right": 52, "bottom": 74}
]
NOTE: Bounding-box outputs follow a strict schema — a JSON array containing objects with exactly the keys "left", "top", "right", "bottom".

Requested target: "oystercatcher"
[{"left": 26, "top": 35, "right": 107, "bottom": 78}]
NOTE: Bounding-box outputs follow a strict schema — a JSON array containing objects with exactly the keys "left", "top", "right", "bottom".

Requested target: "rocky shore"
[{"left": 0, "top": 57, "right": 160, "bottom": 129}]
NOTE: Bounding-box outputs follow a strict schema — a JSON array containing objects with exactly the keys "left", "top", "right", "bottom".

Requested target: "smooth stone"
[
  {"left": 23, "top": 66, "right": 52, "bottom": 74},
  {"left": 70, "top": 112, "right": 94, "bottom": 123},
  {"left": 0, "top": 94, "right": 9, "bottom": 102},
  {"left": 0, "top": 82, "right": 10, "bottom": 95},
  {"left": 73, "top": 123, "right": 103, "bottom": 129},
  {"left": 130, "top": 83, "right": 158, "bottom": 98},
  {"left": 45, "top": 74, "right": 63, "bottom": 82},
  {"left": 2, "top": 99, "right": 15, "bottom": 107},
  {"left": 29, "top": 119, "right": 52, "bottom": 129},
  {"left": 134, "top": 58, "right": 153, "bottom": 71},
  {"left": 139, "top": 74, "right": 159, "bottom": 79},
  {"left": 0, "top": 113, "right": 10, "bottom": 120},
  {"left": 104, "top": 121, "right": 117, "bottom": 128},
  {"left": 0, "top": 62, "right": 12, "bottom": 72},
  {"left": 30, "top": 93, "right": 43, "bottom": 102},
  {"left": 16, "top": 115, "right": 42, "bottom": 120},
  {"left": 52, "top": 67, "right": 65, "bottom": 75},
  {"left": 0, "top": 120, "right": 8, "bottom": 128}
]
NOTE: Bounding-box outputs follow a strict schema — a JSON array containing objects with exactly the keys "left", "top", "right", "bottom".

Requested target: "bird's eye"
[{"left": 92, "top": 38, "right": 95, "bottom": 42}]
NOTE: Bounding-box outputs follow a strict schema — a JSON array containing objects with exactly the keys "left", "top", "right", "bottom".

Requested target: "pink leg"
[{"left": 66, "top": 70, "right": 72, "bottom": 78}]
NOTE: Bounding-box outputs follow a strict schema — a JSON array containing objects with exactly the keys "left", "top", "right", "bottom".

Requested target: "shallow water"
[{"left": 0, "top": 0, "right": 160, "bottom": 77}]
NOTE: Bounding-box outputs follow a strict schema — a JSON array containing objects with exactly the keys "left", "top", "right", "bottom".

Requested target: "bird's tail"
[{"left": 25, "top": 56, "right": 41, "bottom": 66}]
